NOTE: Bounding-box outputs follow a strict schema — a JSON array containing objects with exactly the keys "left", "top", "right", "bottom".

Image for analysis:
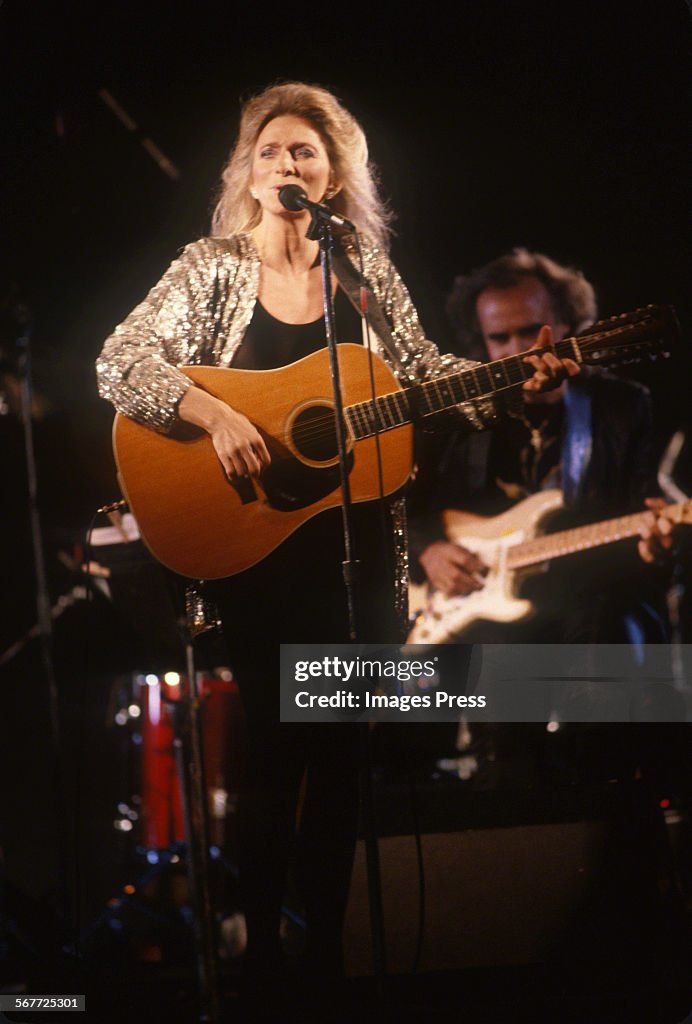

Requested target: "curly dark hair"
[{"left": 446, "top": 248, "right": 597, "bottom": 360}]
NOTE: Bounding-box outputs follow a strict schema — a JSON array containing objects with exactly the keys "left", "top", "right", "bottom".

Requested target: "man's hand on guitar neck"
[
  {"left": 419, "top": 540, "right": 488, "bottom": 596},
  {"left": 178, "top": 385, "right": 271, "bottom": 481},
  {"left": 521, "top": 324, "right": 581, "bottom": 397}
]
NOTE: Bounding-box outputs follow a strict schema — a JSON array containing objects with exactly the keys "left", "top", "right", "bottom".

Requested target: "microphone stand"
[
  {"left": 305, "top": 210, "right": 388, "bottom": 1001},
  {"left": 15, "top": 318, "right": 70, "bottom": 943},
  {"left": 307, "top": 214, "right": 360, "bottom": 642}
]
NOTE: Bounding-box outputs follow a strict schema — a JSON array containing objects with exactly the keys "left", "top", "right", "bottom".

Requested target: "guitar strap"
[
  {"left": 331, "top": 243, "right": 409, "bottom": 375},
  {"left": 562, "top": 381, "right": 593, "bottom": 507},
  {"left": 331, "top": 243, "right": 414, "bottom": 635}
]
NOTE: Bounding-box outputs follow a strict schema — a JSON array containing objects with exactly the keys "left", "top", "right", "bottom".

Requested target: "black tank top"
[{"left": 231, "top": 286, "right": 363, "bottom": 370}]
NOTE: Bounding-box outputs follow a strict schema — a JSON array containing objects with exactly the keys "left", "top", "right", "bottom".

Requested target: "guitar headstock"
[{"left": 573, "top": 304, "right": 681, "bottom": 368}]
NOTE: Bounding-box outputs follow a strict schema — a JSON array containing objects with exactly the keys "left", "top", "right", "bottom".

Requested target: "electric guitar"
[
  {"left": 407, "top": 491, "right": 692, "bottom": 644},
  {"left": 112, "top": 305, "right": 677, "bottom": 579}
]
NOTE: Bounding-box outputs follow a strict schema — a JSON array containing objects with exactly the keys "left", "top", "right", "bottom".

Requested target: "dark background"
[{"left": 0, "top": 0, "right": 690, "bottom": 1000}]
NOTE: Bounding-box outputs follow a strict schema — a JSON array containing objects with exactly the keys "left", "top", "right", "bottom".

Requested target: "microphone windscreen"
[{"left": 278, "top": 184, "right": 307, "bottom": 211}]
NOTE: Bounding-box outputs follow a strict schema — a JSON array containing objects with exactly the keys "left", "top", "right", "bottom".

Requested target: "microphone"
[{"left": 278, "top": 184, "right": 355, "bottom": 231}]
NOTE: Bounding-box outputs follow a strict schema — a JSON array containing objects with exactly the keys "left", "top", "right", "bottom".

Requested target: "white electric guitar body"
[{"left": 408, "top": 489, "right": 692, "bottom": 645}]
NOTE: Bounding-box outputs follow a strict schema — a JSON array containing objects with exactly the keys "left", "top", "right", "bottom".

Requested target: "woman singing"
[{"left": 96, "top": 81, "right": 575, "bottom": 1012}]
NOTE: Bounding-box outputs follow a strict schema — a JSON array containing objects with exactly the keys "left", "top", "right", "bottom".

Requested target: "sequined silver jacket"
[
  {"left": 95, "top": 233, "right": 493, "bottom": 625},
  {"left": 96, "top": 233, "right": 493, "bottom": 432}
]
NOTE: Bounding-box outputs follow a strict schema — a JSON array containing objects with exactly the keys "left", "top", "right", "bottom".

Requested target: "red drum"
[{"left": 135, "top": 671, "right": 246, "bottom": 850}]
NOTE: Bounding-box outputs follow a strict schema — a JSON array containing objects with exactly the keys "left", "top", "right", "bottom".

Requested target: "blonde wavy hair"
[{"left": 211, "top": 81, "right": 392, "bottom": 249}]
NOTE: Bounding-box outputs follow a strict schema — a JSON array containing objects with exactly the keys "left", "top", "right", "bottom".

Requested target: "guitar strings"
[{"left": 284, "top": 328, "right": 660, "bottom": 448}]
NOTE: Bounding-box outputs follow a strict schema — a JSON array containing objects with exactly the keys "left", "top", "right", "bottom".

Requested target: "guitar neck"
[
  {"left": 507, "top": 500, "right": 691, "bottom": 570},
  {"left": 410, "top": 339, "right": 576, "bottom": 418},
  {"left": 345, "top": 339, "right": 574, "bottom": 439},
  {"left": 345, "top": 305, "right": 675, "bottom": 439}
]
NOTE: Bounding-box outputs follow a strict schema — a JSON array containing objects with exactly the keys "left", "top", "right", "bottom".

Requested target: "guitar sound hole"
[{"left": 291, "top": 404, "right": 339, "bottom": 463}]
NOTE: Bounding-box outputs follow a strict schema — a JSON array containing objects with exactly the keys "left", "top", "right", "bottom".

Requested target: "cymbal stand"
[
  {"left": 15, "top": 315, "right": 71, "bottom": 944},
  {"left": 171, "top": 599, "right": 221, "bottom": 1024}
]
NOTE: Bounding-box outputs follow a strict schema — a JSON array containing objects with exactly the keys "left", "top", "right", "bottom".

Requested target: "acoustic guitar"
[{"left": 112, "top": 305, "right": 677, "bottom": 579}]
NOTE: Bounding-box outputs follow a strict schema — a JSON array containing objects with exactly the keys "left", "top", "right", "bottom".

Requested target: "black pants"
[{"left": 210, "top": 505, "right": 399, "bottom": 977}]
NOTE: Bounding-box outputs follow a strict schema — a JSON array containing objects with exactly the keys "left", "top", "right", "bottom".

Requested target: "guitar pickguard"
[
  {"left": 260, "top": 447, "right": 354, "bottom": 511},
  {"left": 408, "top": 490, "right": 566, "bottom": 644},
  {"left": 409, "top": 531, "right": 534, "bottom": 645}
]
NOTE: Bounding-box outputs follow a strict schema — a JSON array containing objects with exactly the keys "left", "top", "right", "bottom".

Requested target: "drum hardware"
[
  {"left": 80, "top": 521, "right": 233, "bottom": 1023},
  {"left": 80, "top": 663, "right": 234, "bottom": 1022},
  {"left": 90, "top": 666, "right": 246, "bottom": 958},
  {"left": 171, "top": 640, "right": 221, "bottom": 1023},
  {"left": 110, "top": 668, "right": 244, "bottom": 853},
  {"left": 185, "top": 583, "right": 222, "bottom": 640}
]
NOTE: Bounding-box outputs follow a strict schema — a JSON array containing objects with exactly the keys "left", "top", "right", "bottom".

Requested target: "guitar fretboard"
[
  {"left": 345, "top": 339, "right": 578, "bottom": 439},
  {"left": 344, "top": 304, "right": 673, "bottom": 440},
  {"left": 507, "top": 500, "right": 690, "bottom": 569}
]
